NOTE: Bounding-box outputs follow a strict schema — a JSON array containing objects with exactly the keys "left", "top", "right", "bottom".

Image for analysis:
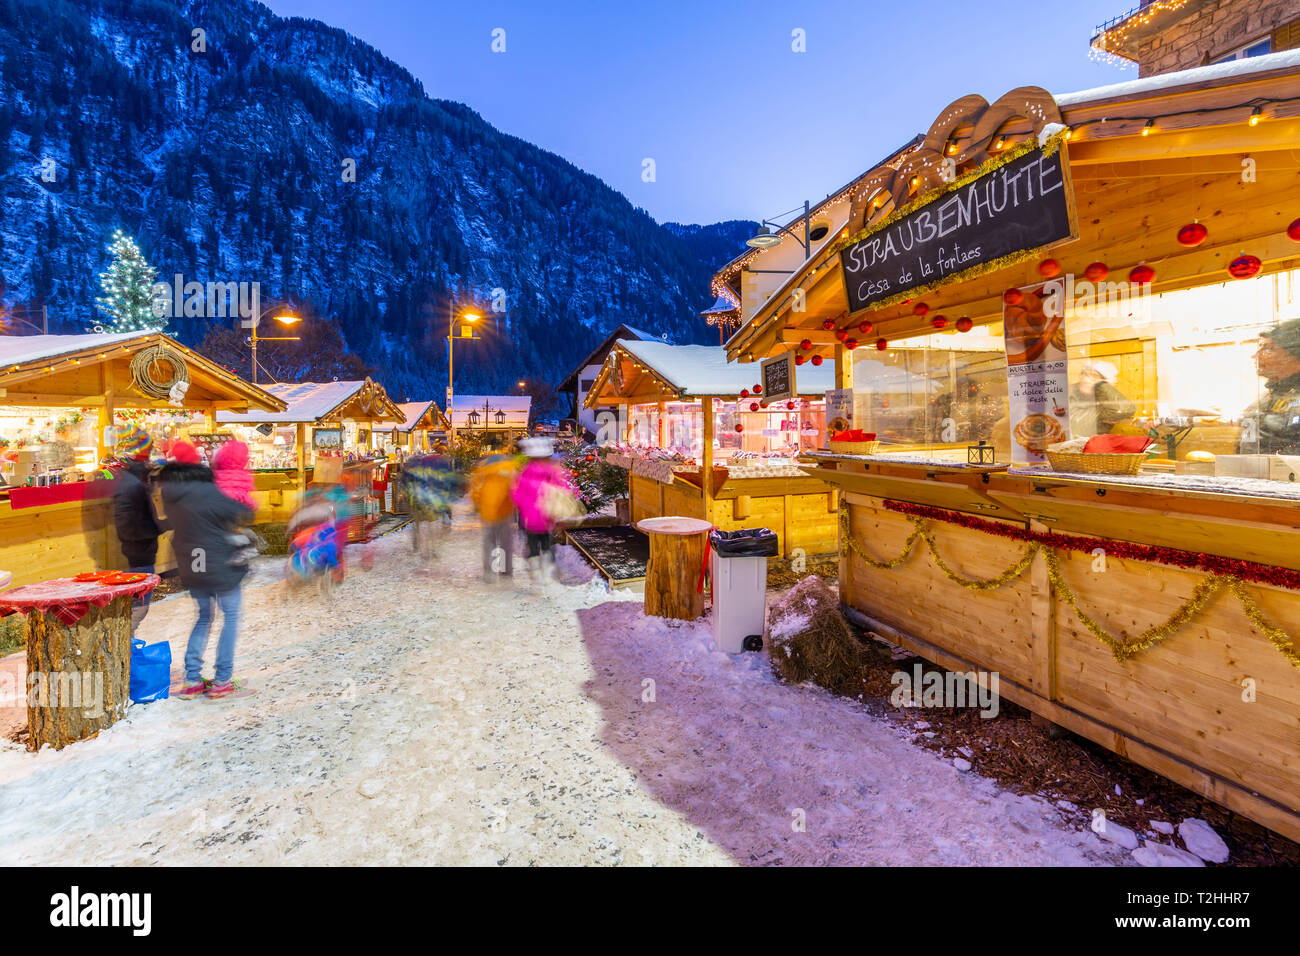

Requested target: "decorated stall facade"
[
  {"left": 585, "top": 340, "right": 839, "bottom": 558},
  {"left": 216, "top": 377, "right": 405, "bottom": 522},
  {"left": 0, "top": 332, "right": 286, "bottom": 586},
  {"left": 370, "top": 401, "right": 449, "bottom": 456},
  {"left": 723, "top": 52, "right": 1300, "bottom": 840}
]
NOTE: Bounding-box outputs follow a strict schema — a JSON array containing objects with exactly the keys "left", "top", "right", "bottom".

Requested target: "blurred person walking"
[
  {"left": 112, "top": 425, "right": 165, "bottom": 632},
  {"left": 511, "top": 437, "right": 580, "bottom": 581},
  {"left": 469, "top": 451, "right": 518, "bottom": 582}
]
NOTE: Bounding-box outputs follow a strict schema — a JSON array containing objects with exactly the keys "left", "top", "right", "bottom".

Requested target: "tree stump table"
[
  {"left": 0, "top": 574, "right": 159, "bottom": 751},
  {"left": 636, "top": 516, "right": 712, "bottom": 620}
]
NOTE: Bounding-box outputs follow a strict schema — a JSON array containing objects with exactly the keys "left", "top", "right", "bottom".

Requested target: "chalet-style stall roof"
[
  {"left": 585, "top": 340, "right": 835, "bottom": 407},
  {"left": 724, "top": 48, "right": 1300, "bottom": 363},
  {"left": 371, "top": 400, "right": 450, "bottom": 437},
  {"left": 557, "top": 324, "right": 664, "bottom": 396},
  {"left": 216, "top": 377, "right": 404, "bottom": 426},
  {"left": 0, "top": 331, "right": 286, "bottom": 414}
]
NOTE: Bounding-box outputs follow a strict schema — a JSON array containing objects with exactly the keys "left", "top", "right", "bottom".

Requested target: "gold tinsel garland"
[{"left": 838, "top": 503, "right": 1300, "bottom": 670}]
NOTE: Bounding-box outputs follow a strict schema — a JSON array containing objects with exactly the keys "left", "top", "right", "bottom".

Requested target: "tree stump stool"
[
  {"left": 0, "top": 574, "right": 158, "bottom": 751},
  {"left": 636, "top": 517, "right": 712, "bottom": 620}
]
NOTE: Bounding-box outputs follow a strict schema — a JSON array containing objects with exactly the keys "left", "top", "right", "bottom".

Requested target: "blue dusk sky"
[{"left": 263, "top": 0, "right": 1135, "bottom": 225}]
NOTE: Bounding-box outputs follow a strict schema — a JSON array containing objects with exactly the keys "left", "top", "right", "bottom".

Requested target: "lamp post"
[
  {"left": 447, "top": 310, "right": 480, "bottom": 443},
  {"left": 248, "top": 306, "right": 299, "bottom": 384}
]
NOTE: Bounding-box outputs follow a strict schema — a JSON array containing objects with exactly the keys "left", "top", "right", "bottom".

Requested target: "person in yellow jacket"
[{"left": 469, "top": 452, "right": 519, "bottom": 581}]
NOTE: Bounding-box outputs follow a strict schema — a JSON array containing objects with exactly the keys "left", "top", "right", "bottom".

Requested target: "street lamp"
[
  {"left": 447, "top": 310, "right": 480, "bottom": 442},
  {"left": 745, "top": 200, "right": 812, "bottom": 260},
  {"left": 249, "top": 306, "right": 299, "bottom": 384}
]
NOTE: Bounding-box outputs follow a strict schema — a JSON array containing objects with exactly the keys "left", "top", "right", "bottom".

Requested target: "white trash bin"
[{"left": 709, "top": 529, "right": 777, "bottom": 653}]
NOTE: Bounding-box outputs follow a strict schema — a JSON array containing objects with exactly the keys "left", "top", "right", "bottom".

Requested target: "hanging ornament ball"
[
  {"left": 1228, "top": 254, "right": 1261, "bottom": 279},
  {"left": 1177, "top": 221, "right": 1208, "bottom": 246},
  {"left": 752, "top": 384, "right": 762, "bottom": 394},
  {"left": 913, "top": 302, "right": 930, "bottom": 317},
  {"left": 821, "top": 318, "right": 836, "bottom": 331},
  {"left": 858, "top": 320, "right": 873, "bottom": 334},
  {"left": 1084, "top": 262, "right": 1109, "bottom": 282},
  {"left": 749, "top": 401, "right": 760, "bottom": 412},
  {"left": 800, "top": 338, "right": 812, "bottom": 350},
  {"left": 1038, "top": 258, "right": 1061, "bottom": 278},
  {"left": 835, "top": 329, "right": 848, "bottom": 341},
  {"left": 930, "top": 315, "right": 948, "bottom": 329},
  {"left": 735, "top": 424, "right": 744, "bottom": 433},
  {"left": 584, "top": 455, "right": 595, "bottom": 462},
  {"left": 1287, "top": 218, "right": 1300, "bottom": 242},
  {"left": 795, "top": 354, "right": 806, "bottom": 365},
  {"left": 876, "top": 338, "right": 888, "bottom": 351},
  {"left": 956, "top": 317, "right": 974, "bottom": 332},
  {"left": 1129, "top": 264, "right": 1155, "bottom": 285},
  {"left": 845, "top": 338, "right": 858, "bottom": 350},
  {"left": 1002, "top": 288, "right": 1023, "bottom": 306},
  {"left": 740, "top": 388, "right": 750, "bottom": 398},
  {"left": 811, "top": 354, "right": 824, "bottom": 366},
  {"left": 787, "top": 401, "right": 796, "bottom": 410}
]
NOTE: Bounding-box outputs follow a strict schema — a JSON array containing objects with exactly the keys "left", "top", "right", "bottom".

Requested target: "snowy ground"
[{"left": 0, "top": 502, "right": 1128, "bottom": 866}]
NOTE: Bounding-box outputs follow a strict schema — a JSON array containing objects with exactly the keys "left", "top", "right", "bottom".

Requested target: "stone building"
[{"left": 1093, "top": 0, "right": 1300, "bottom": 76}]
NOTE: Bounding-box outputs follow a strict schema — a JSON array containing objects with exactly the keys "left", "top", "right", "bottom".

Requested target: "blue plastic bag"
[{"left": 130, "top": 638, "right": 171, "bottom": 703}]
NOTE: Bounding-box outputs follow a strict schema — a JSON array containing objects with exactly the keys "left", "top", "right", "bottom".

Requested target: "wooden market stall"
[
  {"left": 585, "top": 340, "right": 839, "bottom": 558},
  {"left": 722, "top": 51, "right": 1300, "bottom": 840},
  {"left": 216, "top": 377, "right": 405, "bottom": 523},
  {"left": 0, "top": 332, "right": 286, "bottom": 587},
  {"left": 371, "top": 400, "right": 450, "bottom": 456}
]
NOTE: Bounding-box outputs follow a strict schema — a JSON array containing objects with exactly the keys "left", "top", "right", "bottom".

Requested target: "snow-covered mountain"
[{"left": 0, "top": 0, "right": 755, "bottom": 398}]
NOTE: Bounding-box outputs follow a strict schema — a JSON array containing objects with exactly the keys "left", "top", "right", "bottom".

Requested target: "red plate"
[
  {"left": 74, "top": 571, "right": 114, "bottom": 582},
  {"left": 102, "top": 572, "right": 147, "bottom": 585}
]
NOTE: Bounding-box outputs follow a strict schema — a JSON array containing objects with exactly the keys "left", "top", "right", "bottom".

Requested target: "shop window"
[{"left": 1210, "top": 36, "right": 1272, "bottom": 63}]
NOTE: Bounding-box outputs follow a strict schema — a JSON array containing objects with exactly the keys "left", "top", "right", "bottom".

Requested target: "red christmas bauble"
[
  {"left": 956, "top": 317, "right": 973, "bottom": 332},
  {"left": 931, "top": 315, "right": 948, "bottom": 329},
  {"left": 1038, "top": 258, "right": 1061, "bottom": 278},
  {"left": 913, "top": 302, "right": 930, "bottom": 317},
  {"left": 800, "top": 338, "right": 812, "bottom": 351},
  {"left": 1177, "top": 221, "right": 1207, "bottom": 246},
  {"left": 795, "top": 354, "right": 806, "bottom": 365},
  {"left": 811, "top": 354, "right": 824, "bottom": 366},
  {"left": 1287, "top": 218, "right": 1300, "bottom": 242},
  {"left": 735, "top": 424, "right": 744, "bottom": 433},
  {"left": 858, "top": 321, "right": 873, "bottom": 334},
  {"left": 1129, "top": 264, "right": 1155, "bottom": 285},
  {"left": 1084, "top": 262, "right": 1109, "bottom": 282},
  {"left": 787, "top": 401, "right": 796, "bottom": 410},
  {"left": 740, "top": 388, "right": 750, "bottom": 398},
  {"left": 1002, "top": 288, "right": 1023, "bottom": 306},
  {"left": 835, "top": 329, "right": 848, "bottom": 342},
  {"left": 845, "top": 338, "right": 858, "bottom": 350},
  {"left": 876, "top": 338, "right": 888, "bottom": 351},
  {"left": 821, "top": 318, "right": 835, "bottom": 331},
  {"left": 749, "top": 401, "right": 760, "bottom": 412},
  {"left": 752, "top": 384, "right": 762, "bottom": 394},
  {"left": 1228, "top": 254, "right": 1261, "bottom": 279},
  {"left": 584, "top": 455, "right": 594, "bottom": 462}
]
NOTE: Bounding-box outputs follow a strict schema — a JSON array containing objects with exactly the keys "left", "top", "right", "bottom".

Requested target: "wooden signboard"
[
  {"left": 840, "top": 142, "right": 1077, "bottom": 314},
  {"left": 760, "top": 352, "right": 796, "bottom": 405}
]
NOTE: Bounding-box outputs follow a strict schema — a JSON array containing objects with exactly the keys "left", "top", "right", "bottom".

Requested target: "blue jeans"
[
  {"left": 185, "top": 587, "right": 242, "bottom": 684},
  {"left": 129, "top": 564, "right": 155, "bottom": 632}
]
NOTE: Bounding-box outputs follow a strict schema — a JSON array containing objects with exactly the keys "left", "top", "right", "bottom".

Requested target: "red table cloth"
[{"left": 0, "top": 574, "right": 161, "bottom": 626}]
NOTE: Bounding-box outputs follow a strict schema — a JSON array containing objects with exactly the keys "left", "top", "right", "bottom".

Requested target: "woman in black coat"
[{"left": 159, "top": 442, "right": 254, "bottom": 699}]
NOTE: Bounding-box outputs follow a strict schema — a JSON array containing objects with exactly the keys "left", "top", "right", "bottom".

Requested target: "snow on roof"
[
  {"left": 621, "top": 325, "right": 664, "bottom": 342},
  {"left": 617, "top": 340, "right": 835, "bottom": 396},
  {"left": 373, "top": 401, "right": 441, "bottom": 433},
  {"left": 1056, "top": 48, "right": 1300, "bottom": 107},
  {"left": 700, "top": 296, "right": 739, "bottom": 315},
  {"left": 0, "top": 331, "right": 150, "bottom": 368},
  {"left": 448, "top": 394, "right": 531, "bottom": 428},
  {"left": 217, "top": 380, "right": 368, "bottom": 424}
]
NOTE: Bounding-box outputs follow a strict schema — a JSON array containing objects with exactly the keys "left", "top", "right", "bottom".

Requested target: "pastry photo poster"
[{"left": 1004, "top": 279, "right": 1070, "bottom": 464}]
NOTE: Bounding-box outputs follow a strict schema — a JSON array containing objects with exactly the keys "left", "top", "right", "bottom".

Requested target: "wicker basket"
[
  {"left": 1045, "top": 450, "right": 1146, "bottom": 476},
  {"left": 827, "top": 440, "right": 880, "bottom": 455}
]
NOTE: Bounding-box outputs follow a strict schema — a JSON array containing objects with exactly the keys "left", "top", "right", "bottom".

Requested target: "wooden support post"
[
  {"left": 296, "top": 423, "right": 308, "bottom": 492},
  {"left": 835, "top": 343, "right": 854, "bottom": 391},
  {"left": 204, "top": 405, "right": 216, "bottom": 433},
  {"left": 701, "top": 397, "right": 715, "bottom": 519},
  {"left": 657, "top": 400, "right": 666, "bottom": 448}
]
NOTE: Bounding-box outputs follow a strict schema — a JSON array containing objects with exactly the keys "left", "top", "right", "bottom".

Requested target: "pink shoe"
[
  {"left": 176, "top": 680, "right": 208, "bottom": 700},
  {"left": 205, "top": 680, "right": 235, "bottom": 699}
]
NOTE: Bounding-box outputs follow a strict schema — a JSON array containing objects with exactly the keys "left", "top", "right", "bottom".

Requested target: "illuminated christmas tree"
[{"left": 96, "top": 230, "right": 163, "bottom": 332}]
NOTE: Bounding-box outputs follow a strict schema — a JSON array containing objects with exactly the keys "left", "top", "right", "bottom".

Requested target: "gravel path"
[{"left": 0, "top": 503, "right": 1125, "bottom": 866}]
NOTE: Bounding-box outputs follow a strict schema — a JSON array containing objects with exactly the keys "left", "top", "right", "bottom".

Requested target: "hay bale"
[
  {"left": 250, "top": 522, "right": 290, "bottom": 556},
  {"left": 767, "top": 576, "right": 870, "bottom": 697}
]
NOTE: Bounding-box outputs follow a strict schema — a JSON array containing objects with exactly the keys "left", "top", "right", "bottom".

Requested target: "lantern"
[
  {"left": 967, "top": 440, "right": 995, "bottom": 465},
  {"left": 1177, "top": 221, "right": 1208, "bottom": 246},
  {"left": 956, "top": 317, "right": 973, "bottom": 332},
  {"left": 1228, "top": 254, "right": 1261, "bottom": 279}
]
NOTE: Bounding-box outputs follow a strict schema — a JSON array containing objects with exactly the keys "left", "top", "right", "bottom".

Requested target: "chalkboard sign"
[
  {"left": 840, "top": 144, "right": 1076, "bottom": 314},
  {"left": 760, "top": 352, "right": 796, "bottom": 405}
]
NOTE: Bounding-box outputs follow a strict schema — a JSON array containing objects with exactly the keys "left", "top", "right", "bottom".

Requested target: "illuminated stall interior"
[{"left": 371, "top": 401, "right": 450, "bottom": 456}]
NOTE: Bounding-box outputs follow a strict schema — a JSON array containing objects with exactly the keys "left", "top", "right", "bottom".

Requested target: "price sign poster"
[{"left": 1004, "top": 279, "right": 1070, "bottom": 463}]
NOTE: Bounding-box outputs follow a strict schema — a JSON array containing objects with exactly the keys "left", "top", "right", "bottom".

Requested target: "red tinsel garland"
[{"left": 881, "top": 500, "right": 1300, "bottom": 592}]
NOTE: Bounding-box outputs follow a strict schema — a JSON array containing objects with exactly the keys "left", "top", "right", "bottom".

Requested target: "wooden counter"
[{"left": 807, "top": 452, "right": 1300, "bottom": 842}]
